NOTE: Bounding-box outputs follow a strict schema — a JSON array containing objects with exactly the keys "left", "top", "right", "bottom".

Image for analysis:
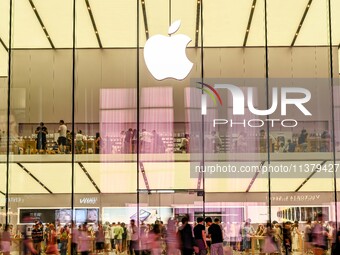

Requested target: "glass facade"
[{"left": 0, "top": 0, "right": 340, "bottom": 254}]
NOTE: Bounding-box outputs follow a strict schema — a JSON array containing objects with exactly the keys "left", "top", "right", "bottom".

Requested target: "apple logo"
[{"left": 144, "top": 20, "right": 193, "bottom": 80}]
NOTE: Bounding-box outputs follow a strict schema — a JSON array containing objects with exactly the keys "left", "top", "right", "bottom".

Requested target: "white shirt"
[{"left": 58, "top": 124, "right": 67, "bottom": 137}]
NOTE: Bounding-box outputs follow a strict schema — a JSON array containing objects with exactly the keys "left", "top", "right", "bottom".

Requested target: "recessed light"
[{"left": 252, "top": 5, "right": 255, "bottom": 8}]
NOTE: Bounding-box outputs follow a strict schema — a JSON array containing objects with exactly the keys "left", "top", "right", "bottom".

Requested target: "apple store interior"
[{"left": 1, "top": 0, "right": 340, "bottom": 254}]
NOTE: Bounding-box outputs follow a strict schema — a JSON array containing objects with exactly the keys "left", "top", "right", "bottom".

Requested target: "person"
[
  {"left": 178, "top": 216, "right": 195, "bottom": 255},
  {"left": 95, "top": 132, "right": 102, "bottom": 154},
  {"left": 0, "top": 113, "right": 19, "bottom": 154},
  {"left": 124, "top": 128, "right": 133, "bottom": 153},
  {"left": 304, "top": 219, "right": 312, "bottom": 254},
  {"left": 95, "top": 223, "right": 105, "bottom": 254},
  {"left": 140, "top": 129, "right": 153, "bottom": 153},
  {"left": 208, "top": 131, "right": 222, "bottom": 153},
  {"left": 1, "top": 225, "right": 12, "bottom": 255},
  {"left": 333, "top": 225, "right": 340, "bottom": 255},
  {"left": 148, "top": 223, "right": 162, "bottom": 255},
  {"left": 45, "top": 223, "right": 59, "bottom": 255},
  {"left": 193, "top": 217, "right": 208, "bottom": 255},
  {"left": 320, "top": 130, "right": 331, "bottom": 152},
  {"left": 59, "top": 227, "right": 68, "bottom": 255},
  {"left": 35, "top": 122, "right": 48, "bottom": 153},
  {"left": 131, "top": 129, "right": 138, "bottom": 153},
  {"left": 152, "top": 130, "right": 165, "bottom": 153},
  {"left": 312, "top": 213, "right": 328, "bottom": 255},
  {"left": 114, "top": 222, "right": 124, "bottom": 253},
  {"left": 236, "top": 131, "right": 247, "bottom": 153},
  {"left": 298, "top": 129, "right": 308, "bottom": 152},
  {"left": 282, "top": 222, "right": 292, "bottom": 255},
  {"left": 291, "top": 221, "right": 301, "bottom": 252},
  {"left": 58, "top": 120, "right": 67, "bottom": 153},
  {"left": 128, "top": 219, "right": 139, "bottom": 255},
  {"left": 287, "top": 139, "right": 296, "bottom": 152},
  {"left": 262, "top": 222, "right": 277, "bottom": 255},
  {"left": 166, "top": 218, "right": 180, "bottom": 255},
  {"left": 180, "top": 134, "right": 190, "bottom": 153},
  {"left": 75, "top": 130, "right": 84, "bottom": 154},
  {"left": 242, "top": 220, "right": 254, "bottom": 254},
  {"left": 78, "top": 223, "right": 91, "bottom": 255},
  {"left": 71, "top": 221, "right": 79, "bottom": 255},
  {"left": 205, "top": 217, "right": 223, "bottom": 255},
  {"left": 272, "top": 221, "right": 283, "bottom": 254},
  {"left": 31, "top": 222, "right": 44, "bottom": 255},
  {"left": 121, "top": 222, "right": 127, "bottom": 253}
]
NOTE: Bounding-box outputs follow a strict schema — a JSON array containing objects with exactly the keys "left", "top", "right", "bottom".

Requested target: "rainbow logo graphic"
[{"left": 196, "top": 82, "right": 222, "bottom": 115}]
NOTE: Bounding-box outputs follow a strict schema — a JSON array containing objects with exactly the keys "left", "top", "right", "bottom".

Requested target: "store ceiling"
[
  {"left": 0, "top": 0, "right": 339, "bottom": 49},
  {"left": 0, "top": 154, "right": 338, "bottom": 194},
  {"left": 0, "top": 0, "right": 339, "bottom": 76}
]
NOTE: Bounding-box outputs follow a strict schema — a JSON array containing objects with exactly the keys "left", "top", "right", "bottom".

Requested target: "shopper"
[
  {"left": 114, "top": 222, "right": 124, "bottom": 253},
  {"left": 35, "top": 122, "right": 48, "bottom": 153},
  {"left": 205, "top": 217, "right": 223, "bottom": 255},
  {"left": 241, "top": 220, "right": 254, "bottom": 254},
  {"left": 178, "top": 216, "right": 195, "bottom": 255},
  {"left": 282, "top": 222, "right": 292, "bottom": 255},
  {"left": 193, "top": 217, "right": 208, "bottom": 255},
  {"left": 128, "top": 219, "right": 139, "bottom": 255},
  {"left": 59, "top": 227, "right": 68, "bottom": 255},
  {"left": 78, "top": 223, "right": 91, "bottom": 255},
  {"left": 75, "top": 130, "right": 84, "bottom": 154},
  {"left": 312, "top": 213, "right": 329, "bottom": 255},
  {"left": 58, "top": 120, "right": 67, "bottom": 153},
  {"left": 45, "top": 223, "right": 59, "bottom": 255},
  {"left": 1, "top": 225, "right": 12, "bottom": 255},
  {"left": 31, "top": 222, "right": 43, "bottom": 255},
  {"left": 95, "top": 132, "right": 102, "bottom": 154},
  {"left": 95, "top": 223, "right": 105, "bottom": 254}
]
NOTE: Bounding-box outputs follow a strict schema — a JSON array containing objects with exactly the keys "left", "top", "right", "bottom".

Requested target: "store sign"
[
  {"left": 144, "top": 20, "right": 193, "bottom": 80},
  {"left": 79, "top": 197, "right": 97, "bottom": 204}
]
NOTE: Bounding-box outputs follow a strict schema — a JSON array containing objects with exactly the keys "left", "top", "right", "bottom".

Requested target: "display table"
[{"left": 251, "top": 235, "right": 264, "bottom": 255}]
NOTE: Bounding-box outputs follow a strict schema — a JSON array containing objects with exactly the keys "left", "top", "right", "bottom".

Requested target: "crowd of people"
[
  {"left": 1, "top": 213, "right": 340, "bottom": 255},
  {"left": 0, "top": 117, "right": 336, "bottom": 155}
]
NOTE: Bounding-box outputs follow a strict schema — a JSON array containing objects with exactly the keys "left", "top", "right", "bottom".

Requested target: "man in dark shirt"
[
  {"left": 194, "top": 217, "right": 207, "bottom": 255},
  {"left": 205, "top": 217, "right": 223, "bottom": 255},
  {"left": 31, "top": 222, "right": 43, "bottom": 255}
]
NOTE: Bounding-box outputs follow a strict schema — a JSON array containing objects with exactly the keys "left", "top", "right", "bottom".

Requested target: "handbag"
[{"left": 262, "top": 236, "right": 277, "bottom": 253}]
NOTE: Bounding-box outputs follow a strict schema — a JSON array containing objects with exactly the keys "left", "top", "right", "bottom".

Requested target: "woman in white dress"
[{"left": 291, "top": 221, "right": 301, "bottom": 252}]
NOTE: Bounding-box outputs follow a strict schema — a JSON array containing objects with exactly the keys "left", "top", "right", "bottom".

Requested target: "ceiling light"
[
  {"left": 307, "top": 5, "right": 310, "bottom": 8},
  {"left": 88, "top": 7, "right": 91, "bottom": 10},
  {"left": 252, "top": 5, "right": 255, "bottom": 8}
]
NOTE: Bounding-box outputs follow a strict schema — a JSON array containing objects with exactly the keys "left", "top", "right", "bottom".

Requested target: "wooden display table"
[{"left": 251, "top": 235, "right": 265, "bottom": 255}]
